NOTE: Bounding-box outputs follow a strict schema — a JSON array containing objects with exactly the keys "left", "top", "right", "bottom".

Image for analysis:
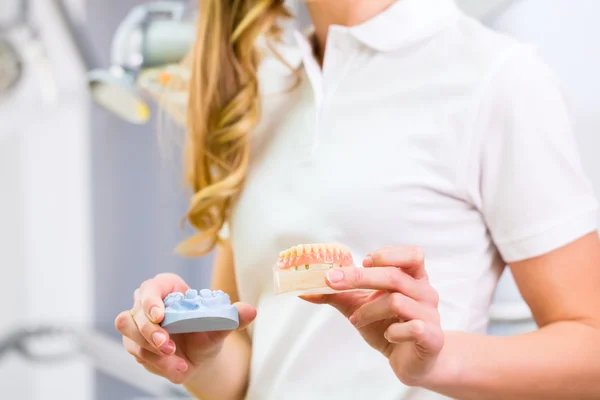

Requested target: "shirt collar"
[
  {"left": 269, "top": 0, "right": 461, "bottom": 73},
  {"left": 294, "top": 0, "right": 460, "bottom": 54},
  {"left": 349, "top": 0, "right": 460, "bottom": 52}
]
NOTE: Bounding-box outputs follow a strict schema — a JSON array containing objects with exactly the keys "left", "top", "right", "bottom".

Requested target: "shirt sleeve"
[{"left": 464, "top": 45, "right": 598, "bottom": 263}]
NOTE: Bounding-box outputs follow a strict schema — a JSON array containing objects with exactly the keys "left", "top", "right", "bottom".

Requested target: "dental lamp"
[{"left": 87, "top": 1, "right": 195, "bottom": 124}]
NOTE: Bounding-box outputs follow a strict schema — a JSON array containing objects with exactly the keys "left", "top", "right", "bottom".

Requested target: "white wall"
[{"left": 0, "top": 0, "right": 93, "bottom": 398}]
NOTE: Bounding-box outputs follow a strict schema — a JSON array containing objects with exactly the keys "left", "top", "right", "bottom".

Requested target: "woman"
[{"left": 115, "top": 0, "right": 600, "bottom": 399}]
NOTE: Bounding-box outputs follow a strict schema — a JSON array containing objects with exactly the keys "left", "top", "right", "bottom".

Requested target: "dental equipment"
[{"left": 87, "top": 1, "right": 195, "bottom": 124}]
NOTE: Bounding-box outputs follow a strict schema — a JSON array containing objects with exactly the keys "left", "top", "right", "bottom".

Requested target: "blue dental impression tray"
[{"left": 161, "top": 289, "right": 239, "bottom": 334}]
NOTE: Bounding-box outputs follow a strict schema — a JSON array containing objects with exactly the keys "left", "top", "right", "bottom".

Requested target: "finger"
[
  {"left": 235, "top": 302, "right": 258, "bottom": 330},
  {"left": 129, "top": 288, "right": 176, "bottom": 355},
  {"left": 140, "top": 273, "right": 190, "bottom": 324},
  {"left": 132, "top": 288, "right": 141, "bottom": 308},
  {"left": 124, "top": 337, "right": 189, "bottom": 379},
  {"left": 324, "top": 266, "right": 434, "bottom": 302},
  {"left": 365, "top": 246, "right": 427, "bottom": 280},
  {"left": 349, "top": 292, "right": 437, "bottom": 329},
  {"left": 132, "top": 301, "right": 177, "bottom": 356},
  {"left": 384, "top": 320, "right": 445, "bottom": 354},
  {"left": 123, "top": 336, "right": 164, "bottom": 365},
  {"left": 134, "top": 359, "right": 190, "bottom": 385},
  {"left": 135, "top": 358, "right": 164, "bottom": 377},
  {"left": 301, "top": 290, "right": 381, "bottom": 318},
  {"left": 115, "top": 310, "right": 165, "bottom": 356}
]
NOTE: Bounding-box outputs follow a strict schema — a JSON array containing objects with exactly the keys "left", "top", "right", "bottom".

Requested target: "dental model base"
[
  {"left": 273, "top": 243, "right": 355, "bottom": 296},
  {"left": 160, "top": 289, "right": 239, "bottom": 334}
]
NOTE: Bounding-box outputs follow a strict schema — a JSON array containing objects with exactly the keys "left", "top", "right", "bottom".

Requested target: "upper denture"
[{"left": 277, "top": 243, "right": 353, "bottom": 269}]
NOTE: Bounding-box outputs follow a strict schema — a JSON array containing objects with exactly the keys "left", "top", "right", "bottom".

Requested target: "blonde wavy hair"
[{"left": 156, "top": 0, "right": 293, "bottom": 257}]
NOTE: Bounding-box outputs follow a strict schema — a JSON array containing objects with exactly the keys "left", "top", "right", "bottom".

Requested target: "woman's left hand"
[{"left": 302, "top": 246, "right": 444, "bottom": 386}]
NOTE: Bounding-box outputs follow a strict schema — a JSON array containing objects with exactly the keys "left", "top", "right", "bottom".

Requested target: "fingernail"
[
  {"left": 161, "top": 340, "right": 176, "bottom": 355},
  {"left": 176, "top": 361, "right": 188, "bottom": 373},
  {"left": 363, "top": 256, "right": 373, "bottom": 267},
  {"left": 326, "top": 269, "right": 344, "bottom": 283},
  {"left": 150, "top": 307, "right": 162, "bottom": 322},
  {"left": 152, "top": 332, "right": 166, "bottom": 347}
]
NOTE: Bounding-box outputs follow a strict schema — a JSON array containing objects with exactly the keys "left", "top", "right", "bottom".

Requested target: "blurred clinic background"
[{"left": 1, "top": 0, "right": 599, "bottom": 399}]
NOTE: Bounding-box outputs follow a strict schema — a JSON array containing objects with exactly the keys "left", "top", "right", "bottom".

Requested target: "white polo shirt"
[{"left": 222, "top": 0, "right": 599, "bottom": 398}]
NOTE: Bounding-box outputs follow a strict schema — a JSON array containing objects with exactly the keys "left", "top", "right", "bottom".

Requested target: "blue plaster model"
[{"left": 161, "top": 289, "right": 239, "bottom": 334}]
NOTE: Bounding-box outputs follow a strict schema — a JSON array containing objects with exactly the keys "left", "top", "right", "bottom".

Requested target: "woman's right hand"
[{"left": 115, "top": 273, "right": 257, "bottom": 384}]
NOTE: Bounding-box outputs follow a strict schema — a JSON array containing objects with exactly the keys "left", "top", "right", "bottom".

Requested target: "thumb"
[
  {"left": 139, "top": 273, "right": 190, "bottom": 324},
  {"left": 235, "top": 302, "right": 257, "bottom": 330}
]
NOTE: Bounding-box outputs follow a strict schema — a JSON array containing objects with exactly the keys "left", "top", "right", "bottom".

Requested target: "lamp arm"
[{"left": 110, "top": 1, "right": 187, "bottom": 67}]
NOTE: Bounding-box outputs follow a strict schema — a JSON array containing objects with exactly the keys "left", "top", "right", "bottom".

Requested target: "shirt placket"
[{"left": 294, "top": 28, "right": 359, "bottom": 160}]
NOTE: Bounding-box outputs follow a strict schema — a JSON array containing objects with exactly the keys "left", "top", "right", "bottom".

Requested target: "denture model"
[
  {"left": 160, "top": 289, "right": 239, "bottom": 334},
  {"left": 273, "top": 243, "right": 355, "bottom": 296}
]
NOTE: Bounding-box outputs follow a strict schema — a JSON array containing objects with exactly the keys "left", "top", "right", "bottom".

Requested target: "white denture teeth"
[{"left": 278, "top": 243, "right": 352, "bottom": 272}]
